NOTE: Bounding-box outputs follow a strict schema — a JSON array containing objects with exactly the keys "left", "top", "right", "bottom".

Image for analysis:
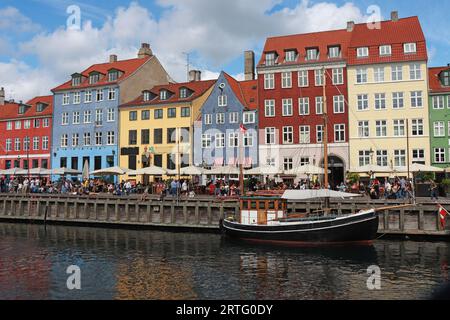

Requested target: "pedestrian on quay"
[{"left": 430, "top": 179, "right": 439, "bottom": 201}]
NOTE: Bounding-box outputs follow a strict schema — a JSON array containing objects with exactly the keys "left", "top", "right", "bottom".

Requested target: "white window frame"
[
  {"left": 332, "top": 68, "right": 343, "bottom": 85},
  {"left": 264, "top": 100, "right": 275, "bottom": 117},
  {"left": 282, "top": 98, "right": 293, "bottom": 116},
  {"left": 299, "top": 126, "right": 310, "bottom": 144},
  {"left": 264, "top": 74, "right": 275, "bottom": 90},
  {"left": 357, "top": 47, "right": 369, "bottom": 58},
  {"left": 298, "top": 97, "right": 310, "bottom": 115},
  {"left": 356, "top": 68, "right": 368, "bottom": 84},
  {"left": 358, "top": 121, "right": 370, "bottom": 138},
  {"left": 393, "top": 92, "right": 404, "bottom": 109},
  {"left": 281, "top": 72, "right": 292, "bottom": 88},
  {"left": 404, "top": 43, "right": 417, "bottom": 54},
  {"left": 434, "top": 121, "right": 445, "bottom": 137},
  {"left": 334, "top": 124, "right": 346, "bottom": 142},
  {"left": 375, "top": 120, "right": 387, "bottom": 137},
  {"left": 265, "top": 128, "right": 276, "bottom": 145},
  {"left": 333, "top": 95, "right": 345, "bottom": 114},
  {"left": 315, "top": 97, "right": 323, "bottom": 115},
  {"left": 282, "top": 126, "right": 293, "bottom": 144},
  {"left": 298, "top": 70, "right": 309, "bottom": 87},
  {"left": 379, "top": 45, "right": 392, "bottom": 56}
]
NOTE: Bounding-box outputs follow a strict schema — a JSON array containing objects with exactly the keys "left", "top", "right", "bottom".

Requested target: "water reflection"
[{"left": 0, "top": 223, "right": 448, "bottom": 300}]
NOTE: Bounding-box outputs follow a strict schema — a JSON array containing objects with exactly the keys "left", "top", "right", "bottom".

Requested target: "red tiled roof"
[
  {"left": 348, "top": 17, "right": 427, "bottom": 65},
  {"left": 120, "top": 79, "right": 216, "bottom": 108},
  {"left": 223, "top": 73, "right": 258, "bottom": 111},
  {"left": 0, "top": 95, "right": 53, "bottom": 120},
  {"left": 257, "top": 28, "right": 352, "bottom": 67},
  {"left": 429, "top": 67, "right": 450, "bottom": 94},
  {"left": 52, "top": 56, "right": 151, "bottom": 92}
]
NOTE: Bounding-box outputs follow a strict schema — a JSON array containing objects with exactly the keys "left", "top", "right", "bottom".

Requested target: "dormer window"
[
  {"left": 218, "top": 94, "right": 227, "bottom": 107},
  {"left": 160, "top": 90, "right": 168, "bottom": 100},
  {"left": 379, "top": 45, "right": 392, "bottom": 56},
  {"left": 306, "top": 48, "right": 319, "bottom": 61},
  {"left": 357, "top": 47, "right": 369, "bottom": 58},
  {"left": 72, "top": 76, "right": 82, "bottom": 87},
  {"left": 36, "top": 103, "right": 45, "bottom": 112},
  {"left": 328, "top": 46, "right": 341, "bottom": 59},
  {"left": 108, "top": 71, "right": 118, "bottom": 82},
  {"left": 285, "top": 50, "right": 297, "bottom": 62},
  {"left": 265, "top": 53, "right": 276, "bottom": 66},
  {"left": 180, "top": 88, "right": 188, "bottom": 99},
  {"left": 89, "top": 73, "right": 100, "bottom": 85},
  {"left": 404, "top": 43, "right": 417, "bottom": 54},
  {"left": 18, "top": 105, "right": 26, "bottom": 114},
  {"left": 143, "top": 91, "right": 151, "bottom": 101},
  {"left": 441, "top": 70, "right": 450, "bottom": 86}
]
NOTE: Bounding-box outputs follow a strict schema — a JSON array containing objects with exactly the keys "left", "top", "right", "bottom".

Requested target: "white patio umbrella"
[
  {"left": 82, "top": 160, "right": 90, "bottom": 180},
  {"left": 245, "top": 165, "right": 283, "bottom": 175},
  {"left": 90, "top": 166, "right": 130, "bottom": 176},
  {"left": 207, "top": 165, "right": 240, "bottom": 175},
  {"left": 395, "top": 163, "right": 445, "bottom": 173},
  {"left": 28, "top": 167, "right": 52, "bottom": 175},
  {"left": 0, "top": 168, "right": 28, "bottom": 175},
  {"left": 285, "top": 164, "right": 330, "bottom": 175},
  {"left": 50, "top": 167, "right": 82, "bottom": 175},
  {"left": 351, "top": 164, "right": 393, "bottom": 173},
  {"left": 167, "top": 166, "right": 204, "bottom": 176},
  {"left": 129, "top": 166, "right": 166, "bottom": 176}
]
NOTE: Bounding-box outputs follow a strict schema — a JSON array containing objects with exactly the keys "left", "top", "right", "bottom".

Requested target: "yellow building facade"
[
  {"left": 119, "top": 79, "right": 215, "bottom": 181},
  {"left": 348, "top": 62, "right": 430, "bottom": 172}
]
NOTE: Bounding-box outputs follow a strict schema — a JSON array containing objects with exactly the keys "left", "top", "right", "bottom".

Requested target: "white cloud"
[
  {"left": 0, "top": 6, "right": 41, "bottom": 33},
  {"left": 1, "top": 0, "right": 368, "bottom": 101}
]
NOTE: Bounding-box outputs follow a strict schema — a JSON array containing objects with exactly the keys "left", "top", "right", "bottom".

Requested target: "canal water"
[{"left": 0, "top": 222, "right": 448, "bottom": 300}]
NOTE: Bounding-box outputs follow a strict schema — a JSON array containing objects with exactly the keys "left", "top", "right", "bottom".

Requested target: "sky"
[{"left": 0, "top": 0, "right": 449, "bottom": 101}]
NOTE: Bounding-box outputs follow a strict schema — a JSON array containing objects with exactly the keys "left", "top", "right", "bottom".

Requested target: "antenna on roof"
[{"left": 182, "top": 52, "right": 190, "bottom": 82}]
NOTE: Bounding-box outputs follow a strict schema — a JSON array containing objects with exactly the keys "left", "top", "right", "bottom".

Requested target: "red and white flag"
[
  {"left": 240, "top": 124, "right": 248, "bottom": 133},
  {"left": 438, "top": 205, "right": 449, "bottom": 229}
]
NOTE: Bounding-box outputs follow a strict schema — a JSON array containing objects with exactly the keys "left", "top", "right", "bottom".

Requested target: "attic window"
[
  {"left": 328, "top": 46, "right": 341, "bottom": 59},
  {"left": 357, "top": 47, "right": 369, "bottom": 58},
  {"left": 36, "top": 103, "right": 45, "bottom": 112},
  {"left": 72, "top": 76, "right": 81, "bottom": 86},
  {"left": 441, "top": 71, "right": 450, "bottom": 86},
  {"left": 89, "top": 73, "right": 100, "bottom": 84},
  {"left": 180, "top": 88, "right": 188, "bottom": 99},
  {"left": 306, "top": 48, "right": 319, "bottom": 61},
  {"left": 285, "top": 50, "right": 297, "bottom": 62},
  {"left": 108, "top": 71, "right": 118, "bottom": 82},
  {"left": 404, "top": 43, "right": 417, "bottom": 54},
  {"left": 160, "top": 90, "right": 168, "bottom": 100},
  {"left": 265, "top": 53, "right": 276, "bottom": 66},
  {"left": 143, "top": 91, "right": 151, "bottom": 101},
  {"left": 18, "top": 105, "right": 26, "bottom": 114}
]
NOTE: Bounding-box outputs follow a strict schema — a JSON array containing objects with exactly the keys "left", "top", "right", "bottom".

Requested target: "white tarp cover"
[{"left": 282, "top": 189, "right": 362, "bottom": 200}]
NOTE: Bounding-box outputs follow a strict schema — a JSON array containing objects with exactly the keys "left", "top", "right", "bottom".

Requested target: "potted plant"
[{"left": 441, "top": 178, "right": 450, "bottom": 198}]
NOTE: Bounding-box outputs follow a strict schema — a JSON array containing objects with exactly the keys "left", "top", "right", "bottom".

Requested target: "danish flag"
[
  {"left": 438, "top": 205, "right": 449, "bottom": 229},
  {"left": 240, "top": 124, "right": 248, "bottom": 133}
]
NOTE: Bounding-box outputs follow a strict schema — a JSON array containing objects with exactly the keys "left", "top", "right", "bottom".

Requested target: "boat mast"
[{"left": 322, "top": 67, "right": 329, "bottom": 189}]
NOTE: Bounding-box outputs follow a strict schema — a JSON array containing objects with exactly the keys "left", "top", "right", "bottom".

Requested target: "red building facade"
[
  {"left": 257, "top": 29, "right": 352, "bottom": 186},
  {"left": 0, "top": 95, "right": 53, "bottom": 170}
]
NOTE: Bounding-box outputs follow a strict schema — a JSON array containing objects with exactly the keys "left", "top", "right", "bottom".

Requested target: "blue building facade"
[{"left": 194, "top": 72, "right": 259, "bottom": 168}]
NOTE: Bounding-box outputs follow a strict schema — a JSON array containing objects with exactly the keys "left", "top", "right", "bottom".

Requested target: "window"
[
  {"left": 108, "top": 88, "right": 116, "bottom": 100},
  {"left": 34, "top": 119, "right": 40, "bottom": 128},
  {"left": 61, "top": 134, "right": 68, "bottom": 148},
  {"left": 434, "top": 148, "right": 446, "bottom": 163},
  {"left": 96, "top": 89, "right": 104, "bottom": 102},
  {"left": 442, "top": 71, "right": 450, "bottom": 86},
  {"left": 126, "top": 111, "right": 136, "bottom": 121},
  {"left": 392, "top": 65, "right": 403, "bottom": 81},
  {"left": 62, "top": 93, "right": 70, "bottom": 105},
  {"left": 181, "top": 107, "right": 190, "bottom": 117},
  {"left": 298, "top": 70, "right": 309, "bottom": 87},
  {"left": 298, "top": 97, "right": 309, "bottom": 115},
  {"left": 15, "top": 121, "right": 21, "bottom": 130},
  {"left": 168, "top": 108, "right": 177, "bottom": 118},
  {"left": 95, "top": 109, "right": 103, "bottom": 125},
  {"left": 202, "top": 134, "right": 211, "bottom": 148},
  {"left": 72, "top": 76, "right": 81, "bottom": 86},
  {"left": 154, "top": 109, "right": 163, "bottom": 119},
  {"left": 265, "top": 53, "right": 276, "bottom": 66},
  {"left": 300, "top": 158, "right": 310, "bottom": 166},
  {"left": 218, "top": 94, "right": 228, "bottom": 107},
  {"left": 434, "top": 121, "right": 445, "bottom": 137},
  {"left": 358, "top": 121, "right": 369, "bottom": 138},
  {"left": 167, "top": 128, "right": 177, "bottom": 143},
  {"left": 73, "top": 112, "right": 80, "bottom": 124},
  {"left": 334, "top": 124, "right": 345, "bottom": 142},
  {"left": 72, "top": 133, "right": 79, "bottom": 147},
  {"left": 14, "top": 138, "right": 20, "bottom": 151},
  {"left": 332, "top": 68, "right": 343, "bottom": 85},
  {"left": 374, "top": 67, "right": 385, "bottom": 82},
  {"left": 314, "top": 69, "right": 324, "bottom": 86},
  {"left": 357, "top": 47, "right": 369, "bottom": 58},
  {"left": 356, "top": 68, "right": 368, "bottom": 84},
  {"left": 43, "top": 118, "right": 50, "bottom": 127},
  {"left": 328, "top": 46, "right": 340, "bottom": 58},
  {"left": 404, "top": 43, "right": 417, "bottom": 54},
  {"left": 42, "top": 137, "right": 49, "bottom": 150},
  {"left": 5, "top": 139, "right": 11, "bottom": 152},
  {"left": 283, "top": 158, "right": 293, "bottom": 171},
  {"left": 229, "top": 112, "right": 239, "bottom": 124},
  {"left": 394, "top": 150, "right": 406, "bottom": 167},
  {"left": 412, "top": 149, "right": 425, "bottom": 163},
  {"left": 375, "top": 120, "right": 387, "bottom": 137},
  {"left": 143, "top": 91, "right": 151, "bottom": 101},
  {"left": 244, "top": 132, "right": 254, "bottom": 147},
  {"left": 85, "top": 90, "right": 92, "bottom": 103},
  {"left": 141, "top": 129, "right": 150, "bottom": 144},
  {"left": 24, "top": 120, "right": 31, "bottom": 129},
  {"left": 18, "top": 105, "right": 26, "bottom": 114},
  {"left": 377, "top": 150, "right": 388, "bottom": 166},
  {"left": 299, "top": 126, "right": 310, "bottom": 144},
  {"left": 359, "top": 151, "right": 371, "bottom": 166},
  {"left": 265, "top": 100, "right": 275, "bottom": 117},
  {"left": 432, "top": 96, "right": 445, "bottom": 109},
  {"left": 412, "top": 119, "right": 424, "bottom": 136},
  {"left": 107, "top": 108, "right": 115, "bottom": 122},
  {"left": 107, "top": 131, "right": 115, "bottom": 145},
  {"left": 316, "top": 125, "right": 323, "bottom": 143},
  {"left": 180, "top": 88, "right": 188, "bottom": 99},
  {"left": 36, "top": 103, "right": 44, "bottom": 112},
  {"left": 315, "top": 97, "right": 323, "bottom": 114},
  {"left": 285, "top": 50, "right": 297, "bottom": 62},
  {"left": 95, "top": 132, "right": 102, "bottom": 146},
  {"left": 282, "top": 99, "right": 293, "bottom": 116},
  {"left": 215, "top": 133, "right": 225, "bottom": 148},
  {"left": 333, "top": 95, "right": 345, "bottom": 114},
  {"left": 264, "top": 74, "right": 275, "bottom": 89},
  {"left": 229, "top": 133, "right": 239, "bottom": 147},
  {"left": 393, "top": 92, "right": 404, "bottom": 109},
  {"left": 84, "top": 110, "right": 92, "bottom": 124},
  {"left": 379, "top": 45, "right": 392, "bottom": 56},
  {"left": 281, "top": 72, "right": 292, "bottom": 88},
  {"left": 204, "top": 114, "right": 212, "bottom": 125},
  {"left": 6, "top": 121, "right": 12, "bottom": 130},
  {"left": 306, "top": 48, "right": 319, "bottom": 61},
  {"left": 411, "top": 91, "right": 423, "bottom": 108},
  {"left": 216, "top": 113, "right": 225, "bottom": 124},
  {"left": 154, "top": 129, "right": 163, "bottom": 144},
  {"left": 393, "top": 119, "right": 405, "bottom": 136},
  {"left": 375, "top": 93, "right": 386, "bottom": 110},
  {"left": 283, "top": 126, "right": 293, "bottom": 144},
  {"left": 160, "top": 90, "right": 168, "bottom": 100},
  {"left": 23, "top": 137, "right": 30, "bottom": 151},
  {"left": 89, "top": 73, "right": 99, "bottom": 84},
  {"left": 265, "top": 128, "right": 276, "bottom": 145},
  {"left": 108, "top": 71, "right": 118, "bottom": 82},
  {"left": 62, "top": 113, "right": 69, "bottom": 125},
  {"left": 357, "top": 94, "right": 369, "bottom": 111},
  {"left": 73, "top": 92, "right": 81, "bottom": 104},
  {"left": 128, "top": 130, "right": 137, "bottom": 145},
  {"left": 410, "top": 64, "right": 421, "bottom": 80},
  {"left": 243, "top": 112, "right": 255, "bottom": 124}
]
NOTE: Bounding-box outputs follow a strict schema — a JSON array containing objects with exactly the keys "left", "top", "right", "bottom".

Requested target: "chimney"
[
  {"left": 195, "top": 70, "right": 202, "bottom": 81},
  {"left": 138, "top": 43, "right": 153, "bottom": 59},
  {"left": 244, "top": 51, "right": 255, "bottom": 81},
  {"left": 0, "top": 87, "right": 4, "bottom": 106},
  {"left": 347, "top": 21, "right": 355, "bottom": 32},
  {"left": 189, "top": 70, "right": 202, "bottom": 82},
  {"left": 391, "top": 11, "right": 399, "bottom": 22},
  {"left": 110, "top": 54, "right": 118, "bottom": 63}
]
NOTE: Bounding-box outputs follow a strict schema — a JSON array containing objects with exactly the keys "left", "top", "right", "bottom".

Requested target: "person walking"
[{"left": 430, "top": 179, "right": 439, "bottom": 201}]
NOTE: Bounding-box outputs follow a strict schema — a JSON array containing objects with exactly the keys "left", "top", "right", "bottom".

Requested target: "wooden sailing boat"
[{"left": 220, "top": 68, "right": 411, "bottom": 245}]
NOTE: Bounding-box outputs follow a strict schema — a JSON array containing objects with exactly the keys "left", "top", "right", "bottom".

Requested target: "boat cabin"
[{"left": 239, "top": 196, "right": 287, "bottom": 226}]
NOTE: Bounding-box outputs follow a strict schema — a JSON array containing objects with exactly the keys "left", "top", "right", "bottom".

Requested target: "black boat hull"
[{"left": 220, "top": 211, "right": 379, "bottom": 245}]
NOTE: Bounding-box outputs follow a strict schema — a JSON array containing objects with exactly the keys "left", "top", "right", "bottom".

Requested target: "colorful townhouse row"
[{"left": 0, "top": 12, "right": 449, "bottom": 187}]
